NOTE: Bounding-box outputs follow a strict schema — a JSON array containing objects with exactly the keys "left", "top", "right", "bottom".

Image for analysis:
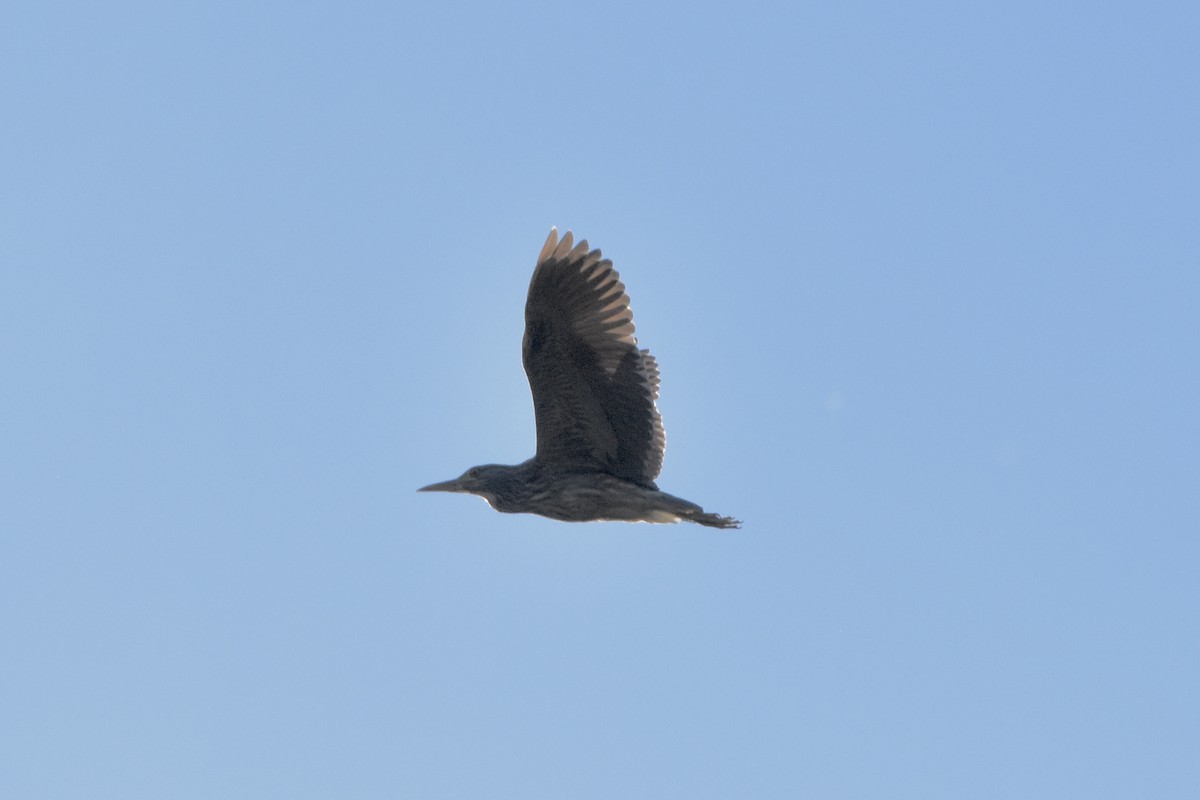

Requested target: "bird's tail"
[
  {"left": 683, "top": 510, "right": 742, "bottom": 529},
  {"left": 652, "top": 491, "right": 741, "bottom": 529}
]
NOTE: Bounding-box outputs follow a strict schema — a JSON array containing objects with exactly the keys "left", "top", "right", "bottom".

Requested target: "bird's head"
[{"left": 418, "top": 464, "right": 514, "bottom": 507}]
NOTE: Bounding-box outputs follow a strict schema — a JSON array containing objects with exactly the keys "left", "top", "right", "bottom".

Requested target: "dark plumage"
[{"left": 419, "top": 228, "right": 740, "bottom": 529}]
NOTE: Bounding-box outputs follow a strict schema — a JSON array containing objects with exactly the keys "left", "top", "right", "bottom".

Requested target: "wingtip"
[
  {"left": 554, "top": 230, "right": 575, "bottom": 260},
  {"left": 568, "top": 238, "right": 589, "bottom": 262},
  {"left": 539, "top": 227, "right": 600, "bottom": 266},
  {"left": 538, "top": 228, "right": 559, "bottom": 264}
]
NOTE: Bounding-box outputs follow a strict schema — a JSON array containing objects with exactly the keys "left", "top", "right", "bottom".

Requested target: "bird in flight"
[{"left": 419, "top": 228, "right": 740, "bottom": 529}]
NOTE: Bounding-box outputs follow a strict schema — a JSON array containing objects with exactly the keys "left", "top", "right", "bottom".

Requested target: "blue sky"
[{"left": 3, "top": 1, "right": 1198, "bottom": 797}]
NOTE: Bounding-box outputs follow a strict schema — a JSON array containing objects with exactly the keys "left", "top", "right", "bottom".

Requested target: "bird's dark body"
[
  {"left": 469, "top": 460, "right": 725, "bottom": 526},
  {"left": 419, "top": 229, "right": 740, "bottom": 529}
]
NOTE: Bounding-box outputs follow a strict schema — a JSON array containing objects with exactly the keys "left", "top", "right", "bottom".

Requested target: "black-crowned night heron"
[{"left": 419, "top": 229, "right": 740, "bottom": 529}]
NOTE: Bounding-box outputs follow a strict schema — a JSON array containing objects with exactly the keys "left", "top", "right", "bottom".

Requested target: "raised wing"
[{"left": 522, "top": 228, "right": 666, "bottom": 487}]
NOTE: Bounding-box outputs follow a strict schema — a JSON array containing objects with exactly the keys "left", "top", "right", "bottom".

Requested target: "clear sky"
[{"left": 3, "top": 2, "right": 1198, "bottom": 798}]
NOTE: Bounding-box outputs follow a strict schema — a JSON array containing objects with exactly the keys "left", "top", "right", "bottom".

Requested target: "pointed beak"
[{"left": 418, "top": 478, "right": 463, "bottom": 493}]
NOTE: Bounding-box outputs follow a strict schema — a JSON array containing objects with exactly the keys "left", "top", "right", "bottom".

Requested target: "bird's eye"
[{"left": 468, "top": 468, "right": 480, "bottom": 478}]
